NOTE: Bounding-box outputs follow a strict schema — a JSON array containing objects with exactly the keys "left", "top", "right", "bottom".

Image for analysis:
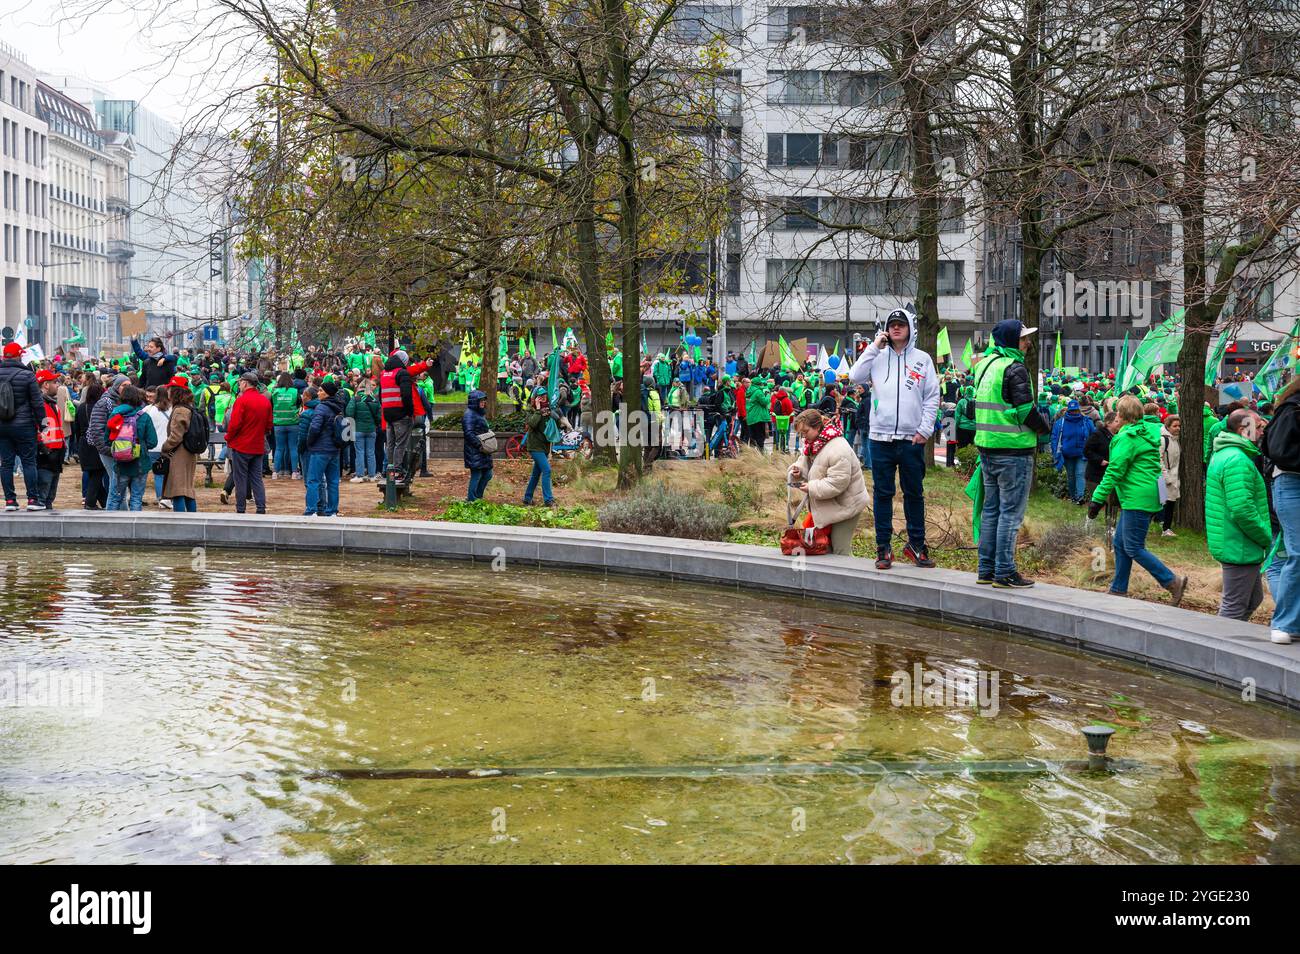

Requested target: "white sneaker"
[
  {"left": 349, "top": 476, "right": 364, "bottom": 483},
  {"left": 271, "top": 472, "right": 279, "bottom": 481},
  {"left": 1162, "top": 529, "right": 1175, "bottom": 537},
  {"left": 158, "top": 499, "right": 172, "bottom": 510},
  {"left": 3, "top": 501, "right": 17, "bottom": 512},
  {"left": 26, "top": 501, "right": 45, "bottom": 511},
  {"left": 1271, "top": 629, "right": 1294, "bottom": 645}
]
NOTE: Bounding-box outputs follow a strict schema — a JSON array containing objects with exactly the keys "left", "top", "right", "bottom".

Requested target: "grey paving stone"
[
  {"left": 940, "top": 584, "right": 1010, "bottom": 629},
  {"left": 273, "top": 521, "right": 344, "bottom": 550},
  {"left": 1076, "top": 614, "right": 1148, "bottom": 659},
  {"left": 408, "top": 529, "right": 474, "bottom": 559},
  {"left": 343, "top": 527, "right": 412, "bottom": 554}
]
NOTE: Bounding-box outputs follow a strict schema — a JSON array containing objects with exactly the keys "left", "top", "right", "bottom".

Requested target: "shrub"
[
  {"left": 1034, "top": 454, "right": 1069, "bottom": 499},
  {"left": 1032, "top": 521, "right": 1090, "bottom": 566},
  {"left": 439, "top": 499, "right": 597, "bottom": 530},
  {"left": 430, "top": 409, "right": 527, "bottom": 432},
  {"left": 955, "top": 444, "right": 980, "bottom": 475},
  {"left": 708, "top": 472, "right": 761, "bottom": 514},
  {"left": 598, "top": 482, "right": 734, "bottom": 540}
]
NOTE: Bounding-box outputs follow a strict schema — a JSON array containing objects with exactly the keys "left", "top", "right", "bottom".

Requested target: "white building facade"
[{"left": 0, "top": 44, "right": 50, "bottom": 348}]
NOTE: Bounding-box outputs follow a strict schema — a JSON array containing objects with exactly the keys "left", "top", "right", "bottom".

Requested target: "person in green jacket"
[
  {"left": 652, "top": 353, "right": 673, "bottom": 404},
  {"left": 270, "top": 372, "right": 302, "bottom": 478},
  {"left": 522, "top": 388, "right": 559, "bottom": 506},
  {"left": 346, "top": 378, "right": 383, "bottom": 481},
  {"left": 1089, "top": 394, "right": 1188, "bottom": 604},
  {"left": 1206, "top": 410, "right": 1273, "bottom": 620},
  {"left": 1205, "top": 401, "right": 1243, "bottom": 462},
  {"left": 667, "top": 379, "right": 689, "bottom": 410},
  {"left": 745, "top": 376, "right": 772, "bottom": 452},
  {"left": 1202, "top": 403, "right": 1221, "bottom": 461}
]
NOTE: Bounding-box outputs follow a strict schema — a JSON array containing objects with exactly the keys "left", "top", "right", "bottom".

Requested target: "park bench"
[{"left": 198, "top": 436, "right": 227, "bottom": 487}]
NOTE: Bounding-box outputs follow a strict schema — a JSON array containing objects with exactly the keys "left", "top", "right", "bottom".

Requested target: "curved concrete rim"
[{"left": 3, "top": 510, "right": 1297, "bottom": 707}]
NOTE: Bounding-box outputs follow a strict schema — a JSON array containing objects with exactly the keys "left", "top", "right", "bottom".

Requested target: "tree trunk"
[{"left": 480, "top": 285, "right": 499, "bottom": 418}]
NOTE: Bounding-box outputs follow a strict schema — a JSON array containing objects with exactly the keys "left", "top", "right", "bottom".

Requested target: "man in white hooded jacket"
[{"left": 848, "top": 307, "right": 940, "bottom": 569}]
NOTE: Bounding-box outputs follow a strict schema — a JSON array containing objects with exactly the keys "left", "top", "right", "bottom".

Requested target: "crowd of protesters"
[{"left": 1, "top": 314, "right": 1297, "bottom": 642}]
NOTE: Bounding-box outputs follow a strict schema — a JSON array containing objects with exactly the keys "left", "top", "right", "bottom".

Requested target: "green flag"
[
  {"left": 778, "top": 335, "right": 799, "bottom": 372},
  {"left": 551, "top": 325, "right": 558, "bottom": 352},
  {"left": 747, "top": 339, "right": 756, "bottom": 365},
  {"left": 1112, "top": 332, "right": 1131, "bottom": 395},
  {"left": 605, "top": 330, "right": 615, "bottom": 352},
  {"left": 936, "top": 327, "right": 951, "bottom": 358},
  {"left": 1053, "top": 331, "right": 1063, "bottom": 369},
  {"left": 959, "top": 338, "right": 974, "bottom": 371},
  {"left": 1121, "top": 308, "right": 1185, "bottom": 390},
  {"left": 1255, "top": 320, "right": 1300, "bottom": 402},
  {"left": 965, "top": 461, "right": 984, "bottom": 545},
  {"left": 1205, "top": 333, "right": 1232, "bottom": 386}
]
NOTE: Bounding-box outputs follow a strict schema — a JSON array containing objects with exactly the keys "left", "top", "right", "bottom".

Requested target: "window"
[
  {"left": 669, "top": 5, "right": 741, "bottom": 43},
  {"left": 770, "top": 195, "right": 821, "bottom": 229},
  {"left": 767, "top": 6, "right": 844, "bottom": 43},
  {"left": 939, "top": 198, "right": 965, "bottom": 233},
  {"left": 937, "top": 261, "right": 965, "bottom": 296},
  {"left": 767, "top": 132, "right": 821, "bottom": 167}
]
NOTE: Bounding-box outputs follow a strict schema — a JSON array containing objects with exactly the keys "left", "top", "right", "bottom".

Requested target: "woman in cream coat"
[{"left": 787, "top": 408, "right": 870, "bottom": 555}]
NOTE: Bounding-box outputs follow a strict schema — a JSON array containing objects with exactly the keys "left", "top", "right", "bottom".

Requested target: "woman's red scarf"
[{"left": 805, "top": 419, "right": 843, "bottom": 459}]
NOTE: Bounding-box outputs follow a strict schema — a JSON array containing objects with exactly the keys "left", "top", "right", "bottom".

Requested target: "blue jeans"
[
  {"left": 0, "top": 426, "right": 38, "bottom": 502},
  {"left": 354, "top": 432, "right": 377, "bottom": 478},
  {"left": 147, "top": 450, "right": 165, "bottom": 500},
  {"left": 172, "top": 495, "right": 198, "bottom": 512},
  {"left": 304, "top": 452, "right": 340, "bottom": 515},
  {"left": 274, "top": 425, "right": 300, "bottom": 474},
  {"left": 108, "top": 471, "right": 147, "bottom": 511},
  {"left": 467, "top": 466, "right": 493, "bottom": 501},
  {"left": 1111, "top": 509, "right": 1175, "bottom": 594},
  {"left": 854, "top": 429, "right": 872, "bottom": 468},
  {"left": 1063, "top": 456, "right": 1086, "bottom": 501},
  {"left": 98, "top": 451, "right": 119, "bottom": 504},
  {"left": 708, "top": 418, "right": 730, "bottom": 454},
  {"left": 978, "top": 453, "right": 1034, "bottom": 579},
  {"left": 523, "top": 450, "right": 553, "bottom": 505},
  {"left": 869, "top": 438, "right": 926, "bottom": 549},
  {"left": 1270, "top": 473, "right": 1300, "bottom": 635}
]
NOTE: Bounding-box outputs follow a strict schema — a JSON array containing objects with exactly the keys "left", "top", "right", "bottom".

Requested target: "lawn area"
[{"left": 409, "top": 445, "right": 1244, "bottom": 620}]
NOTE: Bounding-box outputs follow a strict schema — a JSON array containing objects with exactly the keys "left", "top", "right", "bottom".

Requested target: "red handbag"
[{"left": 780, "top": 488, "right": 831, "bottom": 556}]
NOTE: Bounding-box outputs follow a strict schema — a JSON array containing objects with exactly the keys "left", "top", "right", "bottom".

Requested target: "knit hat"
[
  {"left": 390, "top": 349, "right": 409, "bottom": 366},
  {"left": 2, "top": 342, "right": 21, "bottom": 358},
  {"left": 320, "top": 379, "right": 340, "bottom": 396}
]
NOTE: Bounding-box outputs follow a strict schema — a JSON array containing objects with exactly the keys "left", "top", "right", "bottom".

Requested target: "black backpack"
[
  {"left": 183, "top": 407, "right": 210, "bottom": 454},
  {"left": 1265, "top": 398, "right": 1300, "bottom": 473},
  {"left": 0, "top": 378, "right": 13, "bottom": 422}
]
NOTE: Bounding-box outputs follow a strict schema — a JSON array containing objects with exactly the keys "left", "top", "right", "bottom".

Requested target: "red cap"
[
  {"left": 168, "top": 375, "right": 190, "bottom": 388},
  {"left": 2, "top": 343, "right": 22, "bottom": 358},
  {"left": 35, "top": 369, "right": 58, "bottom": 383}
]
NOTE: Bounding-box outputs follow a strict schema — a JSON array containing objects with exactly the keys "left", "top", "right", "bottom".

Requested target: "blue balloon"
[
  {"left": 827, "top": 354, "right": 841, "bottom": 369},
  {"left": 823, "top": 369, "right": 836, "bottom": 384},
  {"left": 686, "top": 334, "right": 701, "bottom": 347}
]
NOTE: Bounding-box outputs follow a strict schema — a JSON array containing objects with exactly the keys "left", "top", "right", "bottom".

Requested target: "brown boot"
[{"left": 1165, "top": 575, "right": 1188, "bottom": 608}]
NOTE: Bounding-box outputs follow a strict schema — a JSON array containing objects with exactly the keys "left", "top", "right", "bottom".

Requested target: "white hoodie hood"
[{"left": 847, "top": 309, "right": 941, "bottom": 440}]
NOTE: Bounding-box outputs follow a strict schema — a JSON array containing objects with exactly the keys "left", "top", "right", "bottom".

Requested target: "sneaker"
[
  {"left": 158, "top": 499, "right": 173, "bottom": 510},
  {"left": 271, "top": 472, "right": 279, "bottom": 481},
  {"left": 1161, "top": 529, "right": 1175, "bottom": 537},
  {"left": 219, "top": 491, "right": 230, "bottom": 505},
  {"left": 976, "top": 575, "right": 994, "bottom": 585},
  {"left": 992, "top": 572, "right": 1035, "bottom": 588},
  {"left": 875, "top": 548, "right": 893, "bottom": 570},
  {"left": 292, "top": 472, "right": 302, "bottom": 480},
  {"left": 26, "top": 500, "right": 45, "bottom": 511},
  {"left": 3, "top": 500, "right": 17, "bottom": 512},
  {"left": 349, "top": 476, "right": 364, "bottom": 483},
  {"left": 903, "top": 543, "right": 936, "bottom": 568},
  {"left": 363, "top": 476, "right": 374, "bottom": 483},
  {"left": 1165, "top": 574, "right": 1188, "bottom": 607},
  {"left": 1271, "top": 629, "right": 1294, "bottom": 645}
]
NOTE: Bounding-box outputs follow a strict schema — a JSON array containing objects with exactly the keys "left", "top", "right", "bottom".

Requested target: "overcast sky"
[{"left": 1, "top": 0, "right": 258, "bottom": 123}]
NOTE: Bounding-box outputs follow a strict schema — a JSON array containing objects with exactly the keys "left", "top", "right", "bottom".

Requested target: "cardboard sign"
[{"left": 119, "top": 309, "right": 147, "bottom": 338}]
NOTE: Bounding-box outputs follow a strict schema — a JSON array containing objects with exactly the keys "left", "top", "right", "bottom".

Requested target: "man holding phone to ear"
[{"left": 848, "top": 307, "right": 940, "bottom": 569}]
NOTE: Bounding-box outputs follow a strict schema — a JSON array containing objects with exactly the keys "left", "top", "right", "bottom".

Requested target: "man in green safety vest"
[{"left": 974, "top": 319, "right": 1051, "bottom": 588}]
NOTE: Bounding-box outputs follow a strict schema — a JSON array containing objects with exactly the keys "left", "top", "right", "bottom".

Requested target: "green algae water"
[{"left": 1, "top": 545, "right": 1298, "bottom": 864}]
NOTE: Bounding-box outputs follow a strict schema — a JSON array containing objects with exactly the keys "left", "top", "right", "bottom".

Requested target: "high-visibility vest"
[
  {"left": 973, "top": 356, "right": 1036, "bottom": 450},
  {"left": 380, "top": 368, "right": 425, "bottom": 417},
  {"left": 39, "top": 398, "right": 66, "bottom": 451}
]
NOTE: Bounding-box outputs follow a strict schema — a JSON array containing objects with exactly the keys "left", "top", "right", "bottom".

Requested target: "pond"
[{"left": 0, "top": 546, "right": 1296, "bottom": 864}]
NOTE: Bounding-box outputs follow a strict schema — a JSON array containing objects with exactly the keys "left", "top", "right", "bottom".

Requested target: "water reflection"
[{"left": 0, "top": 546, "right": 1296, "bottom": 864}]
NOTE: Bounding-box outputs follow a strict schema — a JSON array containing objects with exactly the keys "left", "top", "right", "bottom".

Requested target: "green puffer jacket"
[
  {"left": 1202, "top": 405, "right": 1219, "bottom": 460},
  {"left": 1205, "top": 430, "right": 1272, "bottom": 565},
  {"left": 745, "top": 380, "right": 772, "bottom": 425},
  {"left": 1205, "top": 414, "right": 1229, "bottom": 461},
  {"left": 1091, "top": 416, "right": 1162, "bottom": 513},
  {"left": 345, "top": 392, "right": 382, "bottom": 434}
]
